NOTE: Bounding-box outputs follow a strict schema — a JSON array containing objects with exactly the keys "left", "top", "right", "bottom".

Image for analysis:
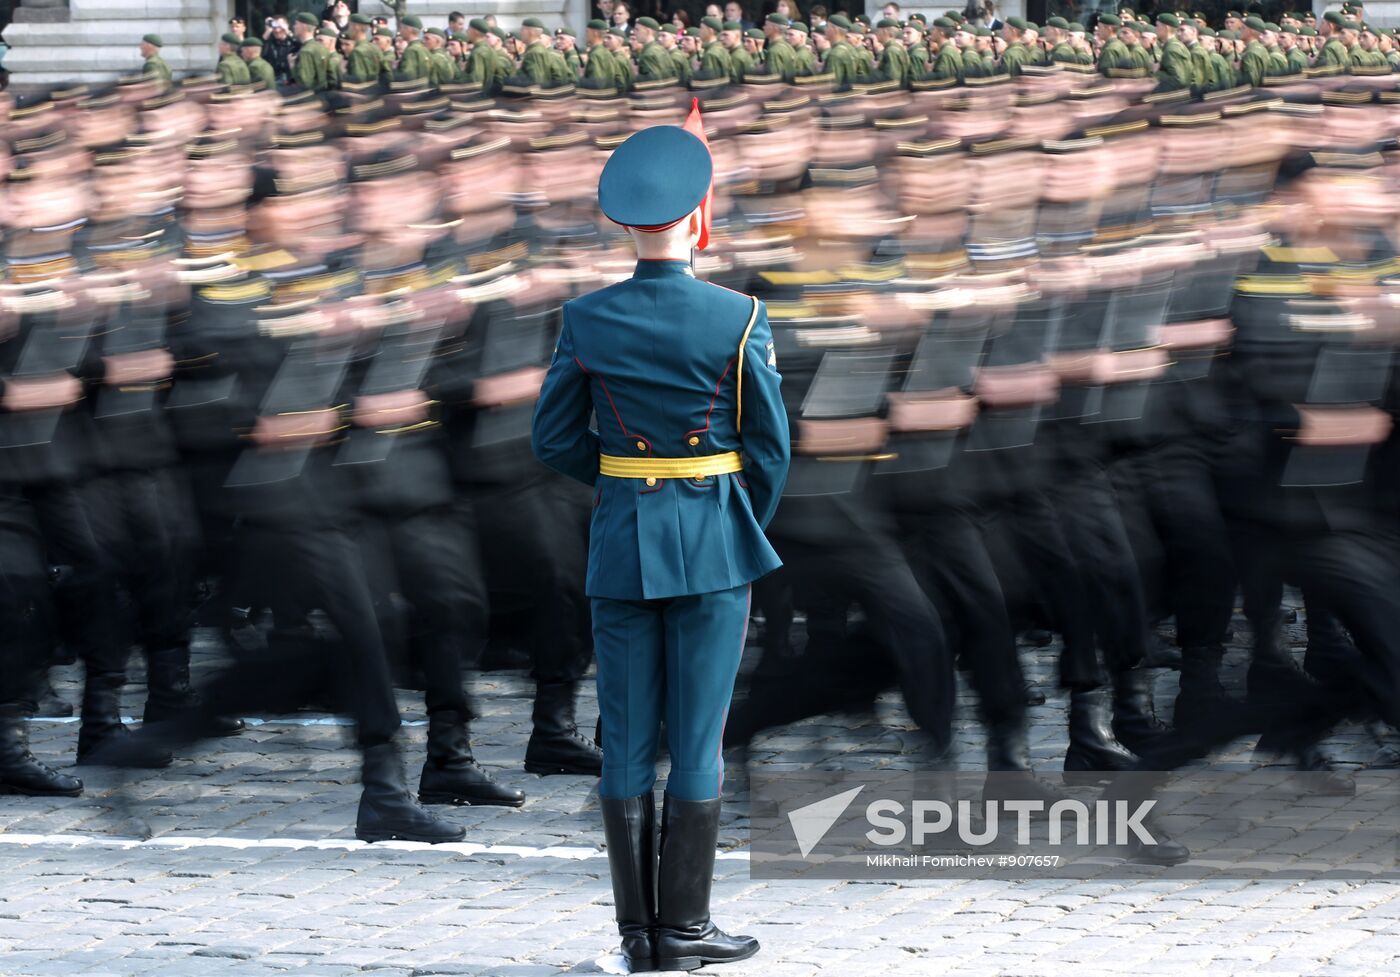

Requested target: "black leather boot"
[
  {"left": 419, "top": 710, "right": 526, "bottom": 807},
  {"left": 655, "top": 795, "right": 759, "bottom": 972},
  {"left": 524, "top": 681, "right": 603, "bottom": 776},
  {"left": 143, "top": 647, "right": 244, "bottom": 736},
  {"left": 357, "top": 742, "right": 466, "bottom": 843},
  {"left": 1173, "top": 644, "right": 1228, "bottom": 730},
  {"left": 983, "top": 720, "right": 1067, "bottom": 805},
  {"left": 1063, "top": 688, "right": 1139, "bottom": 785},
  {"left": 26, "top": 675, "right": 73, "bottom": 719},
  {"left": 1127, "top": 814, "right": 1191, "bottom": 866},
  {"left": 1112, "top": 668, "right": 1168, "bottom": 754},
  {"left": 77, "top": 675, "right": 171, "bottom": 769},
  {"left": 0, "top": 707, "right": 82, "bottom": 797},
  {"left": 601, "top": 793, "right": 658, "bottom": 973}
]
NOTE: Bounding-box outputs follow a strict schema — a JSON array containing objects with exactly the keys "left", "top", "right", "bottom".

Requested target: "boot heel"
[{"left": 654, "top": 956, "right": 702, "bottom": 972}]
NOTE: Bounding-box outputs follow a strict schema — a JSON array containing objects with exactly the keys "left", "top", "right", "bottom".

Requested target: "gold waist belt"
[{"left": 598, "top": 451, "right": 743, "bottom": 480}]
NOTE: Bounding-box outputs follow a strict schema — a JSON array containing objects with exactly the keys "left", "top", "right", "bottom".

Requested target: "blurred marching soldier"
[
  {"left": 426, "top": 132, "right": 602, "bottom": 781},
  {"left": 1, "top": 136, "right": 179, "bottom": 779},
  {"left": 108, "top": 137, "right": 465, "bottom": 844},
  {"left": 533, "top": 124, "right": 786, "bottom": 972}
]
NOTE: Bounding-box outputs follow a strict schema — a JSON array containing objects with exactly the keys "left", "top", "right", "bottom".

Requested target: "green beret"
[
  {"left": 975, "top": 26, "right": 992, "bottom": 37},
  {"left": 722, "top": 19, "right": 743, "bottom": 30},
  {"left": 1226, "top": 9, "right": 1242, "bottom": 16},
  {"left": 1220, "top": 30, "right": 1238, "bottom": 40},
  {"left": 1006, "top": 16, "right": 1029, "bottom": 30},
  {"left": 608, "top": 27, "right": 626, "bottom": 37},
  {"left": 401, "top": 15, "right": 423, "bottom": 29},
  {"left": 240, "top": 36, "right": 262, "bottom": 47},
  {"left": 588, "top": 19, "right": 608, "bottom": 30},
  {"left": 521, "top": 16, "right": 544, "bottom": 29},
  {"left": 1198, "top": 25, "right": 1215, "bottom": 36},
  {"left": 660, "top": 23, "right": 678, "bottom": 34},
  {"left": 1280, "top": 24, "right": 1298, "bottom": 34},
  {"left": 767, "top": 13, "right": 790, "bottom": 27},
  {"left": 469, "top": 18, "right": 489, "bottom": 32},
  {"left": 220, "top": 32, "right": 241, "bottom": 45},
  {"left": 636, "top": 16, "right": 661, "bottom": 29},
  {"left": 1300, "top": 25, "right": 1317, "bottom": 36},
  {"left": 1099, "top": 13, "right": 1122, "bottom": 27},
  {"left": 825, "top": 13, "right": 852, "bottom": 31},
  {"left": 1025, "top": 22, "right": 1040, "bottom": 32},
  {"left": 1068, "top": 23, "right": 1086, "bottom": 33},
  {"left": 489, "top": 26, "right": 508, "bottom": 39},
  {"left": 744, "top": 28, "right": 764, "bottom": 39},
  {"left": 294, "top": 11, "right": 318, "bottom": 26},
  {"left": 686, "top": 27, "right": 701, "bottom": 36},
  {"left": 426, "top": 27, "right": 446, "bottom": 38},
  {"left": 1244, "top": 15, "right": 1266, "bottom": 30},
  {"left": 142, "top": 33, "right": 163, "bottom": 47},
  {"left": 949, "top": 11, "right": 966, "bottom": 22},
  {"left": 1324, "top": 11, "right": 1346, "bottom": 25},
  {"left": 1045, "top": 16, "right": 1069, "bottom": 29},
  {"left": 374, "top": 27, "right": 393, "bottom": 38},
  {"left": 876, "top": 18, "right": 900, "bottom": 29},
  {"left": 933, "top": 16, "right": 956, "bottom": 29},
  {"left": 791, "top": 22, "right": 810, "bottom": 34},
  {"left": 1157, "top": 12, "right": 1180, "bottom": 27},
  {"left": 316, "top": 26, "right": 338, "bottom": 38},
  {"left": 350, "top": 13, "right": 372, "bottom": 25},
  {"left": 855, "top": 14, "right": 871, "bottom": 25},
  {"left": 1263, "top": 21, "right": 1280, "bottom": 31},
  {"left": 557, "top": 26, "right": 577, "bottom": 37},
  {"left": 702, "top": 16, "right": 723, "bottom": 31},
  {"left": 451, "top": 32, "right": 470, "bottom": 42}
]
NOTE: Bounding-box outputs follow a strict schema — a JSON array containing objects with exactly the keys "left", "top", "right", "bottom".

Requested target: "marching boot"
[
  {"left": 27, "top": 675, "right": 73, "bottom": 719},
  {"left": 1173, "top": 644, "right": 1228, "bottom": 730},
  {"left": 601, "top": 793, "right": 658, "bottom": 973},
  {"left": 1112, "top": 668, "right": 1169, "bottom": 755},
  {"left": 418, "top": 710, "right": 526, "bottom": 807},
  {"left": 524, "top": 681, "right": 603, "bottom": 776},
  {"left": 0, "top": 706, "right": 82, "bottom": 797},
  {"left": 983, "top": 719, "right": 1067, "bottom": 805},
  {"left": 1063, "top": 688, "right": 1139, "bottom": 785},
  {"left": 357, "top": 741, "right": 466, "bottom": 843},
  {"left": 1293, "top": 742, "right": 1355, "bottom": 797},
  {"left": 655, "top": 795, "right": 759, "bottom": 972},
  {"left": 77, "top": 672, "right": 171, "bottom": 769},
  {"left": 143, "top": 647, "right": 244, "bottom": 736}
]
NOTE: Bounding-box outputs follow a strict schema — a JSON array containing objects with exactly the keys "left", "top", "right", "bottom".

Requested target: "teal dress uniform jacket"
[{"left": 532, "top": 258, "right": 789, "bottom": 600}]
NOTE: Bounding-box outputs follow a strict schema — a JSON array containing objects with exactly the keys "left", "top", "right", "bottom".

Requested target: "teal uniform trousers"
[{"left": 532, "top": 259, "right": 790, "bottom": 799}]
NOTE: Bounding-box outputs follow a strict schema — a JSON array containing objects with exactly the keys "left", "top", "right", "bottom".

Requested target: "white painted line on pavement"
[
  {"left": 0, "top": 832, "right": 753, "bottom": 860},
  {"left": 24, "top": 716, "right": 411, "bottom": 727}
]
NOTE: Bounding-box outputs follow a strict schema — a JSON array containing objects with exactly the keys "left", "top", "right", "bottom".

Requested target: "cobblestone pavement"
[{"left": 4, "top": 615, "right": 1400, "bottom": 977}]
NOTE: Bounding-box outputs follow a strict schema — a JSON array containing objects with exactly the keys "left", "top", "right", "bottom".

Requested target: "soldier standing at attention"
[
  {"left": 874, "top": 17, "right": 911, "bottom": 84},
  {"left": 763, "top": 13, "right": 799, "bottom": 80},
  {"left": 633, "top": 17, "right": 678, "bottom": 80},
  {"left": 533, "top": 124, "right": 789, "bottom": 973},
  {"left": 217, "top": 32, "right": 252, "bottom": 85},
  {"left": 1096, "top": 13, "right": 1129, "bottom": 75},
  {"left": 240, "top": 36, "right": 276, "bottom": 87},
  {"left": 819, "top": 14, "right": 863, "bottom": 85},
  {"left": 698, "top": 16, "right": 733, "bottom": 78},
  {"left": 291, "top": 12, "right": 330, "bottom": 89},
  {"left": 582, "top": 19, "right": 619, "bottom": 84},
  {"left": 557, "top": 26, "right": 583, "bottom": 74},
  {"left": 398, "top": 15, "right": 432, "bottom": 80},
  {"left": 140, "top": 34, "right": 172, "bottom": 85},
  {"left": 346, "top": 13, "right": 381, "bottom": 82},
  {"left": 1156, "top": 13, "right": 1193, "bottom": 88},
  {"left": 521, "top": 17, "right": 575, "bottom": 84}
]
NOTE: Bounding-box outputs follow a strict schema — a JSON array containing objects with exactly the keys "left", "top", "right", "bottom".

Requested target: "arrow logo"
[{"left": 787, "top": 785, "right": 864, "bottom": 857}]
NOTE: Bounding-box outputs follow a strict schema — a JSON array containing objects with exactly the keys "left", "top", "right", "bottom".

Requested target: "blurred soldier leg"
[
  {"left": 593, "top": 586, "right": 759, "bottom": 972},
  {"left": 90, "top": 468, "right": 244, "bottom": 737},
  {"left": 473, "top": 475, "right": 602, "bottom": 776},
  {"left": 29, "top": 481, "right": 168, "bottom": 768},
  {"left": 0, "top": 491, "right": 83, "bottom": 796},
  {"left": 382, "top": 505, "right": 524, "bottom": 808},
  {"left": 1045, "top": 466, "right": 1148, "bottom": 780}
]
